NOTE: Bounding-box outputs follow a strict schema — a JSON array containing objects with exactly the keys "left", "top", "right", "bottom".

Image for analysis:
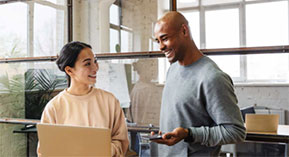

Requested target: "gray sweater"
[{"left": 158, "top": 56, "right": 246, "bottom": 156}]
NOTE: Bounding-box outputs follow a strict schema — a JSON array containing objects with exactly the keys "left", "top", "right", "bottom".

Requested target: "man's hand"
[{"left": 150, "top": 127, "right": 189, "bottom": 146}]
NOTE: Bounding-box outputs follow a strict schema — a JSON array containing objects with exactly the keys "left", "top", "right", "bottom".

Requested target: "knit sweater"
[{"left": 37, "top": 88, "right": 129, "bottom": 156}]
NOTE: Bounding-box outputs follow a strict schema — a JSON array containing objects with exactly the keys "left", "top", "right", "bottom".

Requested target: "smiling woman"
[
  {"left": 37, "top": 41, "right": 129, "bottom": 157},
  {"left": 56, "top": 41, "right": 96, "bottom": 90}
]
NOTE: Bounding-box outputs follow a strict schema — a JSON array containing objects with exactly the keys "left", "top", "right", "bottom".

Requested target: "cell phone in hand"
[
  {"left": 148, "top": 134, "right": 162, "bottom": 140},
  {"left": 142, "top": 134, "right": 163, "bottom": 140}
]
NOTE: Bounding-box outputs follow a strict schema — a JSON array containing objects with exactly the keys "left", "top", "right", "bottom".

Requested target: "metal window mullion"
[
  {"left": 245, "top": 0, "right": 287, "bottom": 5},
  {"left": 203, "top": 2, "right": 240, "bottom": 10},
  {"left": 33, "top": 0, "right": 66, "bottom": 10},
  {"left": 88, "top": 0, "right": 91, "bottom": 44},
  {"left": 199, "top": 0, "right": 206, "bottom": 49},
  {"left": 110, "top": 24, "right": 120, "bottom": 30},
  {"left": 118, "top": 2, "right": 121, "bottom": 52},
  {"left": 66, "top": 0, "right": 71, "bottom": 42},
  {"left": 170, "top": 0, "right": 176, "bottom": 11},
  {"left": 27, "top": 1, "right": 34, "bottom": 58},
  {"left": 240, "top": 0, "right": 247, "bottom": 82}
]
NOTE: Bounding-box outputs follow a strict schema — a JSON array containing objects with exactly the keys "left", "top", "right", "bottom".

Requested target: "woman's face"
[{"left": 69, "top": 48, "right": 99, "bottom": 87}]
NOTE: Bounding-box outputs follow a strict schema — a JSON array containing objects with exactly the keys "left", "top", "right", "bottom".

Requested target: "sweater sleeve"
[
  {"left": 188, "top": 124, "right": 246, "bottom": 147},
  {"left": 187, "top": 72, "right": 246, "bottom": 146},
  {"left": 37, "top": 102, "right": 57, "bottom": 156},
  {"left": 40, "top": 102, "right": 57, "bottom": 124},
  {"left": 110, "top": 98, "right": 129, "bottom": 157}
]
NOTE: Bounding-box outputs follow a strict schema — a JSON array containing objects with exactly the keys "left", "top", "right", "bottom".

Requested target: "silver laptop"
[{"left": 37, "top": 123, "right": 111, "bottom": 156}]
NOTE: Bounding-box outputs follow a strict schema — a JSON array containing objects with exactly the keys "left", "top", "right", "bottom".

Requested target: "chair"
[{"left": 240, "top": 106, "right": 255, "bottom": 122}]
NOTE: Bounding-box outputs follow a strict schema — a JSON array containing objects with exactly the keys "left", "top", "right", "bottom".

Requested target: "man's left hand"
[{"left": 151, "top": 127, "right": 189, "bottom": 146}]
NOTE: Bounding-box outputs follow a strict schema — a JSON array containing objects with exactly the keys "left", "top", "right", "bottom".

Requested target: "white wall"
[{"left": 235, "top": 85, "right": 289, "bottom": 124}]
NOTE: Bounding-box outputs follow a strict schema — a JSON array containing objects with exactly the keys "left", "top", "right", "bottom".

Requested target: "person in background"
[
  {"left": 151, "top": 11, "right": 246, "bottom": 156},
  {"left": 37, "top": 41, "right": 129, "bottom": 157},
  {"left": 129, "top": 59, "right": 161, "bottom": 126}
]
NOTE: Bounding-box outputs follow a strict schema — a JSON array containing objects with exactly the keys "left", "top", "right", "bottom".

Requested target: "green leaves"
[{"left": 24, "top": 69, "right": 65, "bottom": 119}]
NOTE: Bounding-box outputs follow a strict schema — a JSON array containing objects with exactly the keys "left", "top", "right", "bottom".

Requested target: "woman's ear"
[{"left": 64, "top": 66, "right": 73, "bottom": 76}]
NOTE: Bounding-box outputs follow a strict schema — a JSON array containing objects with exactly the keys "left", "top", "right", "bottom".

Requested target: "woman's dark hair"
[{"left": 56, "top": 41, "right": 92, "bottom": 87}]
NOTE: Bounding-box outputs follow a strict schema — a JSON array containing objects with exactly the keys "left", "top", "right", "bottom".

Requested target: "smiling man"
[{"left": 152, "top": 11, "right": 246, "bottom": 156}]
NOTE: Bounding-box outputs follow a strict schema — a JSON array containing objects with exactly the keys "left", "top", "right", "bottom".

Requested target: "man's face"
[{"left": 154, "top": 21, "right": 185, "bottom": 63}]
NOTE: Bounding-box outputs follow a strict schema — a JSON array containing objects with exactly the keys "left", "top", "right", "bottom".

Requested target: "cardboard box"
[{"left": 245, "top": 114, "right": 279, "bottom": 133}]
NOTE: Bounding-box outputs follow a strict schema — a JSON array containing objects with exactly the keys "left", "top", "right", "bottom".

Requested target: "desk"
[
  {"left": 246, "top": 125, "right": 289, "bottom": 143},
  {"left": 0, "top": 118, "right": 40, "bottom": 125},
  {"left": 0, "top": 118, "right": 159, "bottom": 157},
  {"left": 244, "top": 125, "right": 289, "bottom": 157},
  {"left": 0, "top": 118, "right": 159, "bottom": 132},
  {"left": 1, "top": 118, "right": 289, "bottom": 156}
]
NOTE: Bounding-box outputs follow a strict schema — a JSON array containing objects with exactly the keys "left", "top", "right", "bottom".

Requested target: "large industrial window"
[
  {"left": 173, "top": 0, "right": 289, "bottom": 83},
  {"left": 0, "top": 0, "right": 67, "bottom": 58},
  {"left": 109, "top": 3, "right": 133, "bottom": 53}
]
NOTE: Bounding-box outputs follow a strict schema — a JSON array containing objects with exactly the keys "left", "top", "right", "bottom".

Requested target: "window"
[
  {"left": 0, "top": 3, "right": 27, "bottom": 58},
  {"left": 0, "top": 0, "right": 67, "bottom": 58},
  {"left": 110, "top": 28, "right": 119, "bottom": 52},
  {"left": 109, "top": 3, "right": 133, "bottom": 53},
  {"left": 205, "top": 8, "right": 241, "bottom": 78},
  {"left": 34, "top": 3, "right": 66, "bottom": 56},
  {"left": 0, "top": 1, "right": 68, "bottom": 155},
  {"left": 246, "top": 1, "right": 289, "bottom": 81},
  {"left": 205, "top": 8, "right": 239, "bottom": 49},
  {"left": 121, "top": 29, "right": 133, "bottom": 52},
  {"left": 182, "top": 11, "right": 200, "bottom": 48},
  {"left": 174, "top": 0, "right": 289, "bottom": 83}
]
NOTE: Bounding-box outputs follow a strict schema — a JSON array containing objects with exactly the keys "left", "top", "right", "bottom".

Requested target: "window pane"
[
  {"left": 246, "top": 1, "right": 289, "bottom": 81},
  {"left": 121, "top": 30, "right": 132, "bottom": 52},
  {"left": 247, "top": 54, "right": 289, "bottom": 81},
  {"left": 0, "top": 3, "right": 27, "bottom": 58},
  {"left": 205, "top": 8, "right": 240, "bottom": 78},
  {"left": 206, "top": 8, "right": 239, "bottom": 48},
  {"left": 110, "top": 29, "right": 119, "bottom": 53},
  {"left": 45, "top": 0, "right": 66, "bottom": 5},
  {"left": 182, "top": 11, "right": 200, "bottom": 48},
  {"left": 178, "top": 0, "right": 199, "bottom": 8},
  {"left": 246, "top": 1, "right": 288, "bottom": 46},
  {"left": 34, "top": 3, "right": 66, "bottom": 56},
  {"left": 161, "top": 0, "right": 171, "bottom": 10},
  {"left": 209, "top": 55, "right": 241, "bottom": 78},
  {"left": 110, "top": 4, "right": 119, "bottom": 26}
]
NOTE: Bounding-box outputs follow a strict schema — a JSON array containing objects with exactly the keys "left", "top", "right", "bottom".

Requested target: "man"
[{"left": 152, "top": 11, "right": 246, "bottom": 156}]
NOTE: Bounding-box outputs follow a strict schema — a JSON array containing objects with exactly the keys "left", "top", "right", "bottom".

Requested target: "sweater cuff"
[
  {"left": 184, "top": 127, "right": 205, "bottom": 143},
  {"left": 184, "top": 128, "right": 194, "bottom": 142}
]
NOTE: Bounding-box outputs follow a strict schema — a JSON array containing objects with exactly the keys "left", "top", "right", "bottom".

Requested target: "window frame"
[
  {"left": 1, "top": 0, "right": 289, "bottom": 84},
  {"left": 0, "top": 0, "right": 69, "bottom": 58},
  {"left": 176, "top": 0, "right": 289, "bottom": 83},
  {"left": 109, "top": 2, "right": 133, "bottom": 53}
]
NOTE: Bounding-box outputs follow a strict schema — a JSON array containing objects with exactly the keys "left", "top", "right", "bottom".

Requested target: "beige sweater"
[{"left": 37, "top": 88, "right": 129, "bottom": 156}]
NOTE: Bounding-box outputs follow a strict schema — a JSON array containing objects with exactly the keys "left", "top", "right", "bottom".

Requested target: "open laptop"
[{"left": 37, "top": 123, "right": 111, "bottom": 156}]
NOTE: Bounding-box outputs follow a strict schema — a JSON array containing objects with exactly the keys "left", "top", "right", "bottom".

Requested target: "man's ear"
[
  {"left": 64, "top": 66, "right": 73, "bottom": 76},
  {"left": 182, "top": 24, "right": 189, "bottom": 37}
]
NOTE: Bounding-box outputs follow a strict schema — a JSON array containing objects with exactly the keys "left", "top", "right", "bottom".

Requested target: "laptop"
[
  {"left": 245, "top": 114, "right": 279, "bottom": 133},
  {"left": 37, "top": 123, "right": 111, "bottom": 156}
]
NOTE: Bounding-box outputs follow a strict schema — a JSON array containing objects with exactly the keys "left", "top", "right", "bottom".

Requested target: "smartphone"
[
  {"left": 148, "top": 134, "right": 163, "bottom": 140},
  {"left": 144, "top": 134, "right": 162, "bottom": 140}
]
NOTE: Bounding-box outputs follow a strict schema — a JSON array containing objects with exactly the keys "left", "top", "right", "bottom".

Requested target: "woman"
[{"left": 37, "top": 41, "right": 129, "bottom": 156}]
